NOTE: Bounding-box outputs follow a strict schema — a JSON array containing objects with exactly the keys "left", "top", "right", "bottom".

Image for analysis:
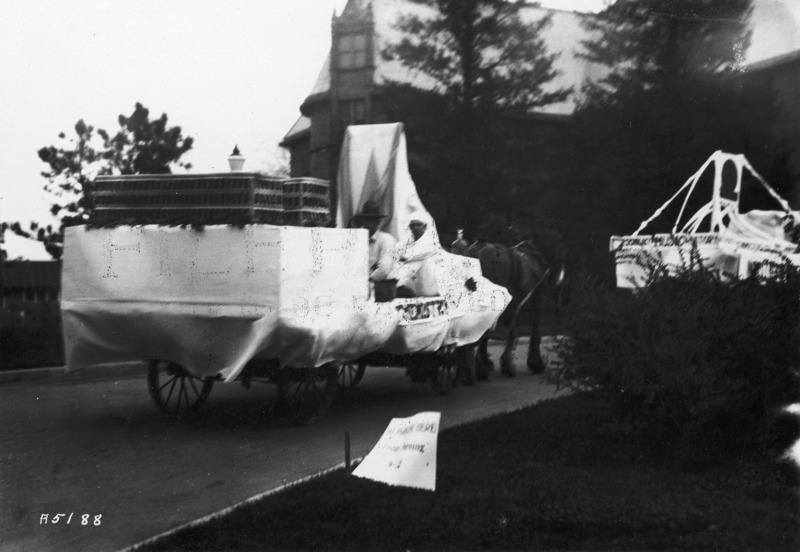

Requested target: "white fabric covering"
[
  {"left": 62, "top": 224, "right": 510, "bottom": 379},
  {"left": 611, "top": 152, "right": 800, "bottom": 288},
  {"left": 62, "top": 225, "right": 395, "bottom": 380},
  {"left": 336, "top": 123, "right": 439, "bottom": 245},
  {"left": 62, "top": 124, "right": 510, "bottom": 379},
  {"left": 335, "top": 122, "right": 511, "bottom": 341}
]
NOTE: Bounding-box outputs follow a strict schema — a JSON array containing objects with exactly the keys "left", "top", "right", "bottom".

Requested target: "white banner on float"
[
  {"left": 352, "top": 411, "right": 441, "bottom": 491},
  {"left": 609, "top": 232, "right": 800, "bottom": 288}
]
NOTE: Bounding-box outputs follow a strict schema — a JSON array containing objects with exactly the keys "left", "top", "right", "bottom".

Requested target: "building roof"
[
  {"left": 1, "top": 261, "right": 61, "bottom": 290},
  {"left": 284, "top": 0, "right": 604, "bottom": 142},
  {"left": 281, "top": 115, "right": 311, "bottom": 145}
]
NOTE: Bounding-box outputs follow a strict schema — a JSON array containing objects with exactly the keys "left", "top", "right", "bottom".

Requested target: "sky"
[{"left": 1, "top": 0, "right": 798, "bottom": 229}]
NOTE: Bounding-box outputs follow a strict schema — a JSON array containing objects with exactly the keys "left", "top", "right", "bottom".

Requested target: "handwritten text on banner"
[{"left": 352, "top": 411, "right": 440, "bottom": 491}]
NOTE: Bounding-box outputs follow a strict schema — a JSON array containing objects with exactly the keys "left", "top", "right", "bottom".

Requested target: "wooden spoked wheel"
[
  {"left": 147, "top": 360, "right": 215, "bottom": 418},
  {"left": 458, "top": 345, "right": 478, "bottom": 387},
  {"left": 430, "top": 356, "right": 458, "bottom": 395},
  {"left": 475, "top": 354, "right": 492, "bottom": 382},
  {"left": 337, "top": 361, "right": 366, "bottom": 391},
  {"left": 278, "top": 364, "right": 338, "bottom": 426}
]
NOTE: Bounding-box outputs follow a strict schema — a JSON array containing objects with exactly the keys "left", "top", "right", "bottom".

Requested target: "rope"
[
  {"left": 741, "top": 157, "right": 793, "bottom": 213},
  {"left": 507, "top": 268, "right": 551, "bottom": 335},
  {"left": 634, "top": 151, "right": 792, "bottom": 237}
]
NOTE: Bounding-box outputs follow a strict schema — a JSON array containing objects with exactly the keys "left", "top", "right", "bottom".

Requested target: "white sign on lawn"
[{"left": 352, "top": 411, "right": 441, "bottom": 491}]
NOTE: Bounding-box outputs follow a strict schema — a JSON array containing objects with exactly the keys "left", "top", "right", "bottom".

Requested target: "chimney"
[{"left": 228, "top": 145, "right": 245, "bottom": 172}]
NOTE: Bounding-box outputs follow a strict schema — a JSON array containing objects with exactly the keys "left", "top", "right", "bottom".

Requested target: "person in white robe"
[{"left": 394, "top": 211, "right": 441, "bottom": 297}]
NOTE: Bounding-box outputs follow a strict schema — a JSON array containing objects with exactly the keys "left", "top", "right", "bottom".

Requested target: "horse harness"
[
  {"left": 465, "top": 240, "right": 550, "bottom": 318},
  {"left": 509, "top": 241, "right": 550, "bottom": 320}
]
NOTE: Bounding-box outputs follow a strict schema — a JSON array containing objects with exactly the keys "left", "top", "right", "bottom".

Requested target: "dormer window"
[{"left": 337, "top": 33, "right": 368, "bottom": 69}]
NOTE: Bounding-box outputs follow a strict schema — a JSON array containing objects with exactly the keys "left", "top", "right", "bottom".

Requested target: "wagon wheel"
[
  {"left": 457, "top": 345, "right": 478, "bottom": 387},
  {"left": 337, "top": 361, "right": 366, "bottom": 391},
  {"left": 278, "top": 364, "right": 338, "bottom": 426},
  {"left": 147, "top": 360, "right": 215, "bottom": 418},
  {"left": 475, "top": 353, "right": 492, "bottom": 382},
  {"left": 429, "top": 356, "right": 458, "bottom": 396}
]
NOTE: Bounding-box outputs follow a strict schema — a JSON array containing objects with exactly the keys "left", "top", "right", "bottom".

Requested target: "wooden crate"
[
  {"left": 282, "top": 177, "right": 331, "bottom": 227},
  {"left": 92, "top": 173, "right": 330, "bottom": 227}
]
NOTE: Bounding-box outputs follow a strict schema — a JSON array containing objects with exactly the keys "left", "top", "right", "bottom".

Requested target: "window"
[
  {"left": 337, "top": 34, "right": 367, "bottom": 69},
  {"left": 339, "top": 99, "right": 367, "bottom": 126}
]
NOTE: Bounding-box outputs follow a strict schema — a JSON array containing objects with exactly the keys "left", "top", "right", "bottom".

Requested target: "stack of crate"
[
  {"left": 91, "top": 173, "right": 330, "bottom": 227},
  {"left": 282, "top": 178, "right": 331, "bottom": 227}
]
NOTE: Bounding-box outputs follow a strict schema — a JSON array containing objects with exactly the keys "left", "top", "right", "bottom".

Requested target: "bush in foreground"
[
  {"left": 559, "top": 255, "right": 800, "bottom": 466},
  {"left": 144, "top": 394, "right": 799, "bottom": 551},
  {"left": 0, "top": 303, "right": 64, "bottom": 369}
]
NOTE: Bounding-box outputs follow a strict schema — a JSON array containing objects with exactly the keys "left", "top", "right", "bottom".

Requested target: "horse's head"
[
  {"left": 477, "top": 216, "right": 568, "bottom": 287},
  {"left": 476, "top": 218, "right": 519, "bottom": 248}
]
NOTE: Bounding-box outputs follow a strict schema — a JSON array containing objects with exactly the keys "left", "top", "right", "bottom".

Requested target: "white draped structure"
[
  {"left": 61, "top": 124, "right": 510, "bottom": 377},
  {"left": 611, "top": 151, "right": 800, "bottom": 288}
]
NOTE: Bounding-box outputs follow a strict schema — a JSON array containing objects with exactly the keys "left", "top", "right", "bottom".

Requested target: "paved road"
[{"left": 0, "top": 338, "right": 568, "bottom": 552}]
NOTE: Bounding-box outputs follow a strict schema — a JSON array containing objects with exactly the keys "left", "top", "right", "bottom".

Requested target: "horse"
[{"left": 460, "top": 219, "right": 564, "bottom": 377}]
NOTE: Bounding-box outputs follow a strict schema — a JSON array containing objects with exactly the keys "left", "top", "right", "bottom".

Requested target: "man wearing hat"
[{"left": 354, "top": 201, "right": 397, "bottom": 299}]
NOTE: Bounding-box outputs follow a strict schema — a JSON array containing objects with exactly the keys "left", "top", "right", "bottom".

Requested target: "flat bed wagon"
[{"left": 61, "top": 224, "right": 508, "bottom": 424}]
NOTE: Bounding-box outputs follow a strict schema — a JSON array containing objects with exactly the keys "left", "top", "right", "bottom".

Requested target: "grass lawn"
[{"left": 143, "top": 393, "right": 798, "bottom": 551}]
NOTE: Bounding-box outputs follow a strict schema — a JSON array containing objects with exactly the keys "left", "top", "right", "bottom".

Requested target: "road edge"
[
  {"left": 119, "top": 390, "right": 571, "bottom": 552},
  {"left": 0, "top": 361, "right": 145, "bottom": 384},
  {"left": 119, "top": 459, "right": 362, "bottom": 552}
]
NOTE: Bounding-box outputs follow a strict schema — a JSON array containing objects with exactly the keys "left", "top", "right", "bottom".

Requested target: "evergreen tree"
[
  {"left": 567, "top": 0, "right": 790, "bottom": 276},
  {"left": 381, "top": 0, "right": 569, "bottom": 230}
]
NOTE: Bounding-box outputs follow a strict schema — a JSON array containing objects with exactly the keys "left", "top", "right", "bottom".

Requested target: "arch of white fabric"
[{"left": 632, "top": 151, "right": 793, "bottom": 238}]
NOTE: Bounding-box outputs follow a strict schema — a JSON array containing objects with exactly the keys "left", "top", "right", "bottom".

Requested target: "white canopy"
[
  {"left": 336, "top": 123, "right": 439, "bottom": 246},
  {"left": 336, "top": 122, "right": 511, "bottom": 326}
]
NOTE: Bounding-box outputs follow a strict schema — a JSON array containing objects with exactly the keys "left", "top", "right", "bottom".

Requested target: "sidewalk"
[
  {"left": 0, "top": 335, "right": 565, "bottom": 385},
  {"left": 0, "top": 361, "right": 144, "bottom": 384}
]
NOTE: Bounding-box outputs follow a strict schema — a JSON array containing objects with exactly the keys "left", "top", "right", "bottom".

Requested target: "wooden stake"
[{"left": 344, "top": 431, "right": 351, "bottom": 472}]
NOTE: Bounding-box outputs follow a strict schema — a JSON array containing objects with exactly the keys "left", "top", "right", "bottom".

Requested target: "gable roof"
[
  {"left": 281, "top": 115, "right": 311, "bottom": 145},
  {"left": 284, "top": 0, "right": 603, "bottom": 143}
]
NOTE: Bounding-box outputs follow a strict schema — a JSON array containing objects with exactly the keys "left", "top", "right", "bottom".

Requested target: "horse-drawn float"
[
  {"left": 610, "top": 150, "right": 800, "bottom": 288},
  {"left": 60, "top": 124, "right": 511, "bottom": 424}
]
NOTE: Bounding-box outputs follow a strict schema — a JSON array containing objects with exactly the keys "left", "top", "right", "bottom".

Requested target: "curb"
[
  {"left": 120, "top": 459, "right": 362, "bottom": 552},
  {"left": 120, "top": 382, "right": 570, "bottom": 551},
  {"left": 0, "top": 336, "right": 559, "bottom": 385},
  {"left": 0, "top": 361, "right": 145, "bottom": 384}
]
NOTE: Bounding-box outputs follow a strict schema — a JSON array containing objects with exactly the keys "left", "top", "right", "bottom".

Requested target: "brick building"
[{"left": 280, "top": 0, "right": 603, "bottom": 190}]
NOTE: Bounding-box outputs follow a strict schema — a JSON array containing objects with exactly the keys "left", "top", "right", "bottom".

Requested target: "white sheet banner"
[
  {"left": 352, "top": 411, "right": 440, "bottom": 491},
  {"left": 610, "top": 232, "right": 800, "bottom": 288}
]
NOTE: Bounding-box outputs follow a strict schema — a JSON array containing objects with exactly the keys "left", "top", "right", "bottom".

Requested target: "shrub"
[
  {"left": 0, "top": 303, "right": 64, "bottom": 369},
  {"left": 558, "top": 248, "right": 800, "bottom": 466}
]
